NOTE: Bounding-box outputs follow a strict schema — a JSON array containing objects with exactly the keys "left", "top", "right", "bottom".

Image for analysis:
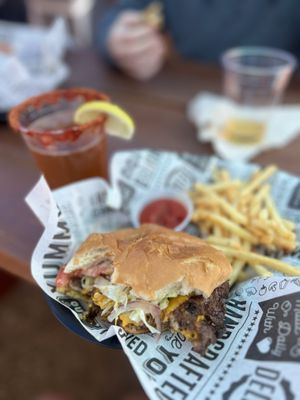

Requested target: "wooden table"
[{"left": 1, "top": 48, "right": 300, "bottom": 283}]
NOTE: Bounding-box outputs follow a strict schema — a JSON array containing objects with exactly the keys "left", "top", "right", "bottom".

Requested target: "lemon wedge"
[{"left": 74, "top": 101, "right": 135, "bottom": 140}]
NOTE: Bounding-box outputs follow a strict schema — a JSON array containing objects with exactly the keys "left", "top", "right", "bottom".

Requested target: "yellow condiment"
[
  {"left": 221, "top": 118, "right": 265, "bottom": 145},
  {"left": 162, "top": 296, "right": 188, "bottom": 321},
  {"left": 92, "top": 292, "right": 113, "bottom": 309}
]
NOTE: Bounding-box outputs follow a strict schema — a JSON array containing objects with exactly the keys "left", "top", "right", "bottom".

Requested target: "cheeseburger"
[{"left": 56, "top": 224, "right": 231, "bottom": 354}]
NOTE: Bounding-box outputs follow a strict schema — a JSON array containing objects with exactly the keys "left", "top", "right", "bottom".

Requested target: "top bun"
[{"left": 65, "top": 224, "right": 232, "bottom": 300}]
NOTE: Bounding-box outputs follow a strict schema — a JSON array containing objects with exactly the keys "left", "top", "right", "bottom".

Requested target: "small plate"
[
  {"left": 45, "top": 295, "right": 122, "bottom": 349},
  {"left": 0, "top": 110, "right": 7, "bottom": 123}
]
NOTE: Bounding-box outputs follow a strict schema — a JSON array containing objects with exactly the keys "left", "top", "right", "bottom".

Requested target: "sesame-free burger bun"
[
  {"left": 112, "top": 224, "right": 231, "bottom": 300},
  {"left": 65, "top": 224, "right": 232, "bottom": 300}
]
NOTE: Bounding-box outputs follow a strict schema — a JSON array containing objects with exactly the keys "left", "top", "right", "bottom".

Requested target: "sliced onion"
[
  {"left": 148, "top": 303, "right": 162, "bottom": 333},
  {"left": 94, "top": 276, "right": 110, "bottom": 287},
  {"left": 108, "top": 301, "right": 162, "bottom": 332}
]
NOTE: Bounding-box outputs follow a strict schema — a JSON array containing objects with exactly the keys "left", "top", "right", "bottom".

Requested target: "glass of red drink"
[{"left": 9, "top": 88, "right": 109, "bottom": 189}]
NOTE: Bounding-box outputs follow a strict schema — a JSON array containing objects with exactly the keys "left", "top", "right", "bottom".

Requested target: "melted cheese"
[
  {"left": 180, "top": 329, "right": 197, "bottom": 340},
  {"left": 179, "top": 316, "right": 204, "bottom": 340},
  {"left": 92, "top": 293, "right": 143, "bottom": 328},
  {"left": 162, "top": 296, "right": 188, "bottom": 321},
  {"left": 93, "top": 292, "right": 113, "bottom": 309},
  {"left": 120, "top": 313, "right": 144, "bottom": 328},
  {"left": 119, "top": 313, "right": 132, "bottom": 326}
]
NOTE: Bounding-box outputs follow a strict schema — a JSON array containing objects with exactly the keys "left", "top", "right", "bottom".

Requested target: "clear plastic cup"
[
  {"left": 9, "top": 88, "right": 109, "bottom": 189},
  {"left": 220, "top": 47, "right": 297, "bottom": 145}
]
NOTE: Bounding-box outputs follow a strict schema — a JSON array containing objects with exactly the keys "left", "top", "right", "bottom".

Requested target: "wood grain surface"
[{"left": 1, "top": 48, "right": 300, "bottom": 282}]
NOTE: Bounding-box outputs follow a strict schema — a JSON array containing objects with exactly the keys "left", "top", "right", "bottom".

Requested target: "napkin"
[
  {"left": 0, "top": 18, "right": 70, "bottom": 111},
  {"left": 187, "top": 92, "right": 300, "bottom": 161},
  {"left": 26, "top": 150, "right": 300, "bottom": 400}
]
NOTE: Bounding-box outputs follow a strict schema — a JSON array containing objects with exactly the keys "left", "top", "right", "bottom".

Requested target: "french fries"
[
  {"left": 193, "top": 210, "right": 257, "bottom": 243},
  {"left": 241, "top": 165, "right": 277, "bottom": 196},
  {"left": 251, "top": 265, "right": 273, "bottom": 278},
  {"left": 229, "top": 260, "right": 246, "bottom": 286},
  {"left": 215, "top": 246, "right": 300, "bottom": 276},
  {"left": 190, "top": 165, "right": 298, "bottom": 285}
]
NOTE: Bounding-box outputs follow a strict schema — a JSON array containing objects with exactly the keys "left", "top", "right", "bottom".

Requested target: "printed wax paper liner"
[
  {"left": 188, "top": 92, "right": 300, "bottom": 162},
  {"left": 26, "top": 150, "right": 300, "bottom": 399}
]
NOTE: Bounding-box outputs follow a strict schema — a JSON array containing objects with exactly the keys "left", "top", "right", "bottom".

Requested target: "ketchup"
[{"left": 139, "top": 198, "right": 187, "bottom": 229}]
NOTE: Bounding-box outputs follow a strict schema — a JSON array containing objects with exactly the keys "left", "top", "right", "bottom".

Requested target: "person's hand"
[{"left": 107, "top": 11, "right": 166, "bottom": 80}]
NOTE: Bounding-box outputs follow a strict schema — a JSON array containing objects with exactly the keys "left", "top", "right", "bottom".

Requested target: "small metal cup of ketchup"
[{"left": 131, "top": 190, "right": 193, "bottom": 231}]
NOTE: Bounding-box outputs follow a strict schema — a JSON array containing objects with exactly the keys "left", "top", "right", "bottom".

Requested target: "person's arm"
[{"left": 97, "top": 0, "right": 167, "bottom": 80}]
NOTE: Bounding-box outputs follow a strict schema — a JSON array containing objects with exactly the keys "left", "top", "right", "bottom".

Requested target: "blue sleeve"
[{"left": 96, "top": 0, "right": 153, "bottom": 63}]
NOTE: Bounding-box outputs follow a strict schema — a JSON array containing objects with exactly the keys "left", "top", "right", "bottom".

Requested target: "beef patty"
[
  {"left": 82, "top": 281, "right": 229, "bottom": 354},
  {"left": 168, "top": 282, "right": 229, "bottom": 354}
]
